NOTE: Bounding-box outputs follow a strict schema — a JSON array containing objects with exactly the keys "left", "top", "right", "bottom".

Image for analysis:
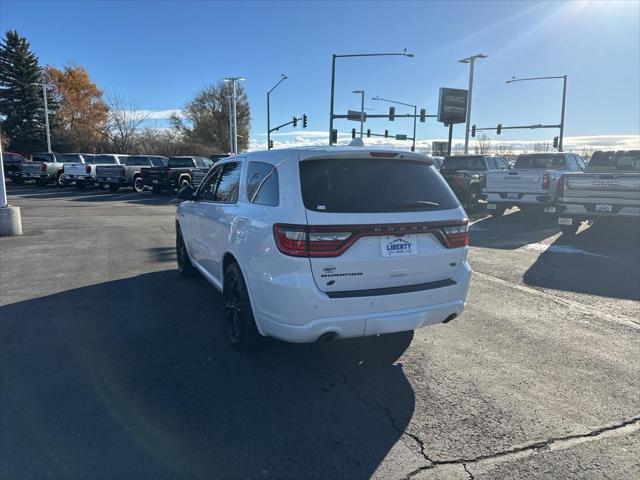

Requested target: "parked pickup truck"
[
  {"left": 1, "top": 151, "right": 27, "bottom": 184},
  {"left": 556, "top": 150, "right": 640, "bottom": 235},
  {"left": 441, "top": 154, "right": 509, "bottom": 212},
  {"left": 484, "top": 152, "right": 586, "bottom": 215},
  {"left": 96, "top": 155, "right": 167, "bottom": 192},
  {"left": 20, "top": 153, "right": 81, "bottom": 187},
  {"left": 61, "top": 153, "right": 127, "bottom": 188},
  {"left": 141, "top": 156, "right": 213, "bottom": 193}
]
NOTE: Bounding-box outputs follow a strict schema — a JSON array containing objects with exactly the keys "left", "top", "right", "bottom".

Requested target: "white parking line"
[
  {"left": 473, "top": 271, "right": 640, "bottom": 331},
  {"left": 519, "top": 243, "right": 612, "bottom": 258}
]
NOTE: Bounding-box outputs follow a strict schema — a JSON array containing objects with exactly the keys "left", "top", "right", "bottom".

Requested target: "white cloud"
[{"left": 125, "top": 109, "right": 184, "bottom": 120}]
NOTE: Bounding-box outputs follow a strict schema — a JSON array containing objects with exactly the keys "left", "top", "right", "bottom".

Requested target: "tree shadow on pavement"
[
  {"left": 470, "top": 209, "right": 560, "bottom": 250},
  {"left": 523, "top": 220, "right": 640, "bottom": 300},
  {"left": 0, "top": 270, "right": 415, "bottom": 480}
]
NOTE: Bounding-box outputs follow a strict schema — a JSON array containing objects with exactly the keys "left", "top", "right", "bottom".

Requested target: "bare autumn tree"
[
  {"left": 171, "top": 80, "right": 250, "bottom": 153},
  {"left": 102, "top": 93, "right": 149, "bottom": 154},
  {"left": 475, "top": 133, "right": 491, "bottom": 154}
]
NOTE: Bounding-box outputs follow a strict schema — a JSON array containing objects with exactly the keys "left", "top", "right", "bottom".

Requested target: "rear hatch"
[
  {"left": 564, "top": 173, "right": 640, "bottom": 202},
  {"left": 58, "top": 154, "right": 86, "bottom": 177},
  {"left": 96, "top": 165, "right": 125, "bottom": 179},
  {"left": 287, "top": 153, "right": 468, "bottom": 295},
  {"left": 141, "top": 167, "right": 170, "bottom": 183},
  {"left": 485, "top": 169, "right": 545, "bottom": 193},
  {"left": 22, "top": 162, "right": 45, "bottom": 176}
]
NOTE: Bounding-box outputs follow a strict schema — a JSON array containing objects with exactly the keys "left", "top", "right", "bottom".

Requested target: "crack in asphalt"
[
  {"left": 404, "top": 415, "right": 640, "bottom": 479},
  {"left": 319, "top": 356, "right": 640, "bottom": 480}
]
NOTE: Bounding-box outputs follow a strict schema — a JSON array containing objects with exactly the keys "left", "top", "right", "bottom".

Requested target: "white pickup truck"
[
  {"left": 61, "top": 154, "right": 126, "bottom": 188},
  {"left": 556, "top": 150, "right": 640, "bottom": 235},
  {"left": 484, "top": 152, "right": 586, "bottom": 215}
]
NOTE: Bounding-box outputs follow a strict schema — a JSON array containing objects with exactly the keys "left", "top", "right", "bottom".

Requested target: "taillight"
[
  {"left": 166, "top": 169, "right": 172, "bottom": 177},
  {"left": 273, "top": 221, "right": 469, "bottom": 257},
  {"left": 556, "top": 175, "right": 565, "bottom": 198},
  {"left": 40, "top": 162, "right": 47, "bottom": 172},
  {"left": 442, "top": 224, "right": 469, "bottom": 249},
  {"left": 542, "top": 173, "right": 550, "bottom": 190},
  {"left": 85, "top": 165, "right": 91, "bottom": 174},
  {"left": 451, "top": 175, "right": 461, "bottom": 187}
]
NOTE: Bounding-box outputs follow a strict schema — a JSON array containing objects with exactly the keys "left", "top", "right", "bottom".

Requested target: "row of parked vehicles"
[
  {"left": 436, "top": 150, "right": 639, "bottom": 235},
  {"left": 2, "top": 152, "right": 228, "bottom": 193}
]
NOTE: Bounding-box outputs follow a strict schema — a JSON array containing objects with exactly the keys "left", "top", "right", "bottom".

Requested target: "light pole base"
[{"left": 0, "top": 205, "right": 23, "bottom": 236}]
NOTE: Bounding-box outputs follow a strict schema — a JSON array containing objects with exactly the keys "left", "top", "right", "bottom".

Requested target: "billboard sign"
[
  {"left": 432, "top": 141, "right": 449, "bottom": 156},
  {"left": 437, "top": 88, "right": 468, "bottom": 124}
]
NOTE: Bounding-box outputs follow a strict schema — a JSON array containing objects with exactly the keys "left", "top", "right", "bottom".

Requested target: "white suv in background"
[{"left": 175, "top": 146, "right": 472, "bottom": 351}]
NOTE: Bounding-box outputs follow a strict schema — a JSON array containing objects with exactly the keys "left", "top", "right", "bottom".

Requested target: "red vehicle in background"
[{"left": 1, "top": 151, "right": 29, "bottom": 184}]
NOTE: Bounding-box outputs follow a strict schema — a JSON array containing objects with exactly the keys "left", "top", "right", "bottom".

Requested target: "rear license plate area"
[
  {"left": 595, "top": 204, "right": 612, "bottom": 213},
  {"left": 507, "top": 193, "right": 519, "bottom": 199},
  {"left": 381, "top": 235, "right": 418, "bottom": 257}
]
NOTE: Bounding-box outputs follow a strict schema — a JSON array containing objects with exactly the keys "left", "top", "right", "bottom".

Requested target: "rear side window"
[
  {"left": 57, "top": 154, "right": 83, "bottom": 163},
  {"left": 214, "top": 162, "right": 241, "bottom": 203},
  {"left": 589, "top": 151, "right": 639, "bottom": 171},
  {"left": 93, "top": 155, "right": 117, "bottom": 164},
  {"left": 514, "top": 154, "right": 569, "bottom": 169},
  {"left": 442, "top": 156, "right": 487, "bottom": 170},
  {"left": 169, "top": 157, "right": 195, "bottom": 168},
  {"left": 246, "top": 162, "right": 279, "bottom": 206},
  {"left": 126, "top": 156, "right": 149, "bottom": 166},
  {"left": 300, "top": 158, "right": 459, "bottom": 213}
]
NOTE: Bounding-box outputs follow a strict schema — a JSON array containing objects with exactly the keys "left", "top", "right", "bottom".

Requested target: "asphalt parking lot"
[{"left": 1, "top": 183, "right": 639, "bottom": 480}]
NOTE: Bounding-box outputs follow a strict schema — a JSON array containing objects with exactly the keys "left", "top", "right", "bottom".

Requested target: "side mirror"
[{"left": 177, "top": 185, "right": 195, "bottom": 200}]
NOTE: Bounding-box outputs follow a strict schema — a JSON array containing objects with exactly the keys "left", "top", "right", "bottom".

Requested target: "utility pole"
[
  {"left": 352, "top": 90, "right": 365, "bottom": 138},
  {"left": 267, "top": 74, "right": 287, "bottom": 150},
  {"left": 32, "top": 72, "right": 52, "bottom": 153},
  {"left": 228, "top": 97, "right": 233, "bottom": 154},
  {"left": 506, "top": 74, "right": 568, "bottom": 151},
  {"left": 224, "top": 76, "right": 245, "bottom": 154},
  {"left": 459, "top": 53, "right": 487, "bottom": 154},
  {"left": 328, "top": 50, "right": 414, "bottom": 145}
]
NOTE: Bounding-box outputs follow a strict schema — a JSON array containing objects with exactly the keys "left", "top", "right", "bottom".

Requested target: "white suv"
[{"left": 175, "top": 146, "right": 472, "bottom": 351}]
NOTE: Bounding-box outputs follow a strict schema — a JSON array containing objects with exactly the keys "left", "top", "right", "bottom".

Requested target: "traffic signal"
[
  {"left": 471, "top": 125, "right": 476, "bottom": 137},
  {"left": 331, "top": 129, "right": 338, "bottom": 143},
  {"left": 384, "top": 129, "right": 389, "bottom": 138},
  {"left": 553, "top": 136, "right": 559, "bottom": 149},
  {"left": 268, "top": 140, "right": 274, "bottom": 149},
  {"left": 496, "top": 124, "right": 502, "bottom": 135},
  {"left": 302, "top": 114, "right": 307, "bottom": 129},
  {"left": 351, "top": 128, "right": 356, "bottom": 139},
  {"left": 366, "top": 129, "right": 371, "bottom": 138},
  {"left": 419, "top": 108, "right": 426, "bottom": 123},
  {"left": 292, "top": 116, "right": 298, "bottom": 127},
  {"left": 389, "top": 106, "right": 395, "bottom": 121}
]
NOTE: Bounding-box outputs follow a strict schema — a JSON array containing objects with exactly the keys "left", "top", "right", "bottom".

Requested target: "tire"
[
  {"left": 180, "top": 177, "right": 191, "bottom": 190},
  {"left": 75, "top": 180, "right": 86, "bottom": 189},
  {"left": 465, "top": 186, "right": 480, "bottom": 213},
  {"left": 108, "top": 184, "right": 119, "bottom": 192},
  {"left": 133, "top": 176, "right": 144, "bottom": 193},
  {"left": 56, "top": 172, "right": 67, "bottom": 188},
  {"left": 176, "top": 224, "right": 197, "bottom": 277},
  {"left": 224, "top": 262, "right": 262, "bottom": 352},
  {"left": 560, "top": 223, "right": 580, "bottom": 236},
  {"left": 152, "top": 185, "right": 162, "bottom": 194}
]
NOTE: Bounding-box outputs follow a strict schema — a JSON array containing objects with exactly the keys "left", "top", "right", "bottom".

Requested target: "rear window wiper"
[{"left": 393, "top": 201, "right": 440, "bottom": 210}]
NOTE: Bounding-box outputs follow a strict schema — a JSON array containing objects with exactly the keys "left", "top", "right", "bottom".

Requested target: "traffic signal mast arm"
[
  {"left": 471, "top": 123, "right": 562, "bottom": 136},
  {"left": 269, "top": 114, "right": 308, "bottom": 134},
  {"left": 333, "top": 113, "right": 436, "bottom": 120}
]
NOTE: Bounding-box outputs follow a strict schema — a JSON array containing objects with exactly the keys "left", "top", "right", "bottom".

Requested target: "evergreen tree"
[{"left": 0, "top": 30, "right": 51, "bottom": 155}]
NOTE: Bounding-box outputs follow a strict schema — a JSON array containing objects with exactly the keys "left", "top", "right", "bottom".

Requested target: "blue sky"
[{"left": 1, "top": 0, "right": 639, "bottom": 151}]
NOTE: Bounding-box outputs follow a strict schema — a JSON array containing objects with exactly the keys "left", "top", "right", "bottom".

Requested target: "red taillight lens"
[
  {"left": 442, "top": 223, "right": 469, "bottom": 249},
  {"left": 166, "top": 170, "right": 172, "bottom": 177},
  {"left": 451, "top": 175, "right": 461, "bottom": 187},
  {"left": 274, "top": 221, "right": 469, "bottom": 257},
  {"left": 542, "top": 173, "right": 550, "bottom": 190},
  {"left": 40, "top": 162, "right": 47, "bottom": 172},
  {"left": 85, "top": 165, "right": 91, "bottom": 174},
  {"left": 556, "top": 175, "right": 565, "bottom": 198}
]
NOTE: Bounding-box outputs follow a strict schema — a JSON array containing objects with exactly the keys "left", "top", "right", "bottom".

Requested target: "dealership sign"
[{"left": 437, "top": 88, "right": 468, "bottom": 124}]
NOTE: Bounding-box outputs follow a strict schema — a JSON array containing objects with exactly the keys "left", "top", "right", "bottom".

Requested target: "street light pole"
[
  {"left": 267, "top": 74, "right": 287, "bottom": 150},
  {"left": 31, "top": 73, "right": 52, "bottom": 153},
  {"left": 505, "top": 74, "right": 568, "bottom": 151},
  {"left": 224, "top": 76, "right": 245, "bottom": 154},
  {"left": 352, "top": 90, "right": 365, "bottom": 138},
  {"left": 329, "top": 50, "right": 414, "bottom": 145},
  {"left": 371, "top": 95, "right": 419, "bottom": 151},
  {"left": 459, "top": 53, "right": 487, "bottom": 154},
  {"left": 228, "top": 97, "right": 233, "bottom": 154}
]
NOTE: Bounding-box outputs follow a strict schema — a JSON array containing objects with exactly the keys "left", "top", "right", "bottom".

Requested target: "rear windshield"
[
  {"left": 151, "top": 157, "right": 168, "bottom": 167},
  {"left": 33, "top": 154, "right": 54, "bottom": 162},
  {"left": 126, "top": 156, "right": 150, "bottom": 166},
  {"left": 57, "top": 154, "right": 83, "bottom": 163},
  {"left": 169, "top": 157, "right": 195, "bottom": 168},
  {"left": 93, "top": 155, "right": 118, "bottom": 165},
  {"left": 300, "top": 158, "right": 460, "bottom": 213},
  {"left": 442, "top": 156, "right": 486, "bottom": 171},
  {"left": 514, "top": 154, "right": 569, "bottom": 169},
  {"left": 589, "top": 151, "right": 640, "bottom": 171}
]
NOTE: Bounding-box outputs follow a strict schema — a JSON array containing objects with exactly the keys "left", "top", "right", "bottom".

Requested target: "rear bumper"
[
  {"left": 61, "top": 174, "right": 94, "bottom": 183},
  {"left": 143, "top": 178, "right": 175, "bottom": 188},
  {"left": 485, "top": 192, "right": 552, "bottom": 206},
  {"left": 557, "top": 203, "right": 640, "bottom": 219},
  {"left": 252, "top": 261, "right": 472, "bottom": 343},
  {"left": 96, "top": 176, "right": 128, "bottom": 185}
]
